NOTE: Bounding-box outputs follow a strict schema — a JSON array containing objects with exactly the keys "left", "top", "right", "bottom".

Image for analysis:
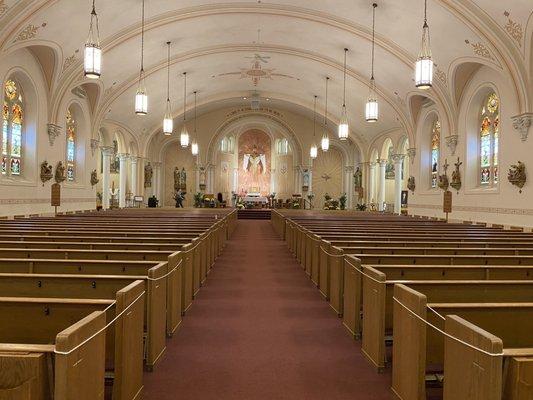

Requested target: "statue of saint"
[
  {"left": 353, "top": 167, "right": 362, "bottom": 189},
  {"left": 243, "top": 146, "right": 266, "bottom": 177},
  {"left": 55, "top": 161, "right": 66, "bottom": 183},
  {"left": 302, "top": 169, "right": 310, "bottom": 190},
  {"left": 144, "top": 163, "right": 153, "bottom": 188},
  {"left": 174, "top": 167, "right": 181, "bottom": 191},
  {"left": 180, "top": 168, "right": 187, "bottom": 191},
  {"left": 199, "top": 166, "right": 206, "bottom": 189}
]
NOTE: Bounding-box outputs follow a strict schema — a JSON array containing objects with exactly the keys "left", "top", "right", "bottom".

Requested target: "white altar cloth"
[{"left": 243, "top": 196, "right": 268, "bottom": 204}]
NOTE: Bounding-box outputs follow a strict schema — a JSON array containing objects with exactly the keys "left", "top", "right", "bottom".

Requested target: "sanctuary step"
[{"left": 237, "top": 209, "right": 271, "bottom": 220}]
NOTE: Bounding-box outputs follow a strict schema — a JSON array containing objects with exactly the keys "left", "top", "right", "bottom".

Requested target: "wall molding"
[
  {"left": 409, "top": 203, "right": 533, "bottom": 216},
  {"left": 0, "top": 197, "right": 95, "bottom": 205}
]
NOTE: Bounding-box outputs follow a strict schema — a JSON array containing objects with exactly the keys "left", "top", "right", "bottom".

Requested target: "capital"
[
  {"left": 391, "top": 154, "right": 405, "bottom": 164},
  {"left": 378, "top": 159, "right": 388, "bottom": 167},
  {"left": 118, "top": 153, "right": 130, "bottom": 161},
  {"left": 47, "top": 123, "right": 62, "bottom": 146},
  {"left": 99, "top": 146, "right": 114, "bottom": 156},
  {"left": 512, "top": 113, "right": 532, "bottom": 142},
  {"left": 445, "top": 135, "right": 459, "bottom": 155}
]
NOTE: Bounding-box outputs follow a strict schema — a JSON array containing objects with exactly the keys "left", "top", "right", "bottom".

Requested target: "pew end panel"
[
  {"left": 166, "top": 252, "right": 183, "bottom": 336},
  {"left": 342, "top": 256, "right": 363, "bottom": 339},
  {"left": 54, "top": 310, "right": 107, "bottom": 400},
  {"left": 318, "top": 240, "right": 331, "bottom": 300},
  {"left": 146, "top": 263, "right": 168, "bottom": 371},
  {"left": 361, "top": 266, "right": 387, "bottom": 371},
  {"left": 504, "top": 357, "right": 533, "bottom": 400},
  {"left": 443, "top": 315, "right": 503, "bottom": 400},
  {"left": 391, "top": 284, "right": 428, "bottom": 400}
]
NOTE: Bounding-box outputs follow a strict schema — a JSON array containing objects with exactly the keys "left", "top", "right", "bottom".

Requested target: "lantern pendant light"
[
  {"left": 180, "top": 72, "right": 190, "bottom": 148},
  {"left": 84, "top": 0, "right": 101, "bottom": 79},
  {"left": 338, "top": 48, "right": 349, "bottom": 140},
  {"left": 310, "top": 95, "right": 318, "bottom": 159},
  {"left": 415, "top": 0, "right": 433, "bottom": 89},
  {"left": 365, "top": 3, "right": 379, "bottom": 122},
  {"left": 134, "top": 0, "right": 148, "bottom": 115},
  {"left": 321, "top": 77, "right": 330, "bottom": 152},
  {"left": 191, "top": 91, "right": 199, "bottom": 156},
  {"left": 163, "top": 41, "right": 173, "bottom": 135}
]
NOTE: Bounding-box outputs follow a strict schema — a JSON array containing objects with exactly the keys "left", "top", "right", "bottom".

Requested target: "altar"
[{"left": 242, "top": 195, "right": 268, "bottom": 204}]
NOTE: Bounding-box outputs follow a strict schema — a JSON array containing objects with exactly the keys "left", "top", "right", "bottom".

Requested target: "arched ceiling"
[{"left": 1, "top": 0, "right": 531, "bottom": 148}]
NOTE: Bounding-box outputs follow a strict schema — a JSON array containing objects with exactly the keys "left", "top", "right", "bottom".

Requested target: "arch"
[
  {"left": 380, "top": 137, "right": 393, "bottom": 160},
  {"left": 416, "top": 108, "right": 441, "bottom": 192}
]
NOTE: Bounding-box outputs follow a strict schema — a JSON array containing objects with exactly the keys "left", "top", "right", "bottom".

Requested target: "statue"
[
  {"left": 199, "top": 166, "right": 206, "bottom": 190},
  {"left": 180, "top": 168, "right": 187, "bottom": 191},
  {"left": 55, "top": 161, "right": 66, "bottom": 183},
  {"left": 450, "top": 157, "right": 462, "bottom": 192},
  {"left": 508, "top": 161, "right": 526, "bottom": 193},
  {"left": 40, "top": 161, "right": 53, "bottom": 185},
  {"left": 144, "top": 163, "right": 153, "bottom": 188},
  {"left": 353, "top": 167, "right": 362, "bottom": 189},
  {"left": 302, "top": 169, "right": 310, "bottom": 191},
  {"left": 437, "top": 159, "right": 449, "bottom": 191},
  {"left": 90, "top": 169, "right": 99, "bottom": 187},
  {"left": 174, "top": 167, "right": 181, "bottom": 191},
  {"left": 243, "top": 146, "right": 266, "bottom": 176},
  {"left": 407, "top": 176, "right": 416, "bottom": 193}
]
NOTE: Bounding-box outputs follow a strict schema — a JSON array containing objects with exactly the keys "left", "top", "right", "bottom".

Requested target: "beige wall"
[{"left": 311, "top": 147, "right": 344, "bottom": 209}]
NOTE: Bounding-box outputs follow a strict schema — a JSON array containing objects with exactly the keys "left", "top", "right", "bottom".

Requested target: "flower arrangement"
[{"left": 339, "top": 193, "right": 347, "bottom": 210}]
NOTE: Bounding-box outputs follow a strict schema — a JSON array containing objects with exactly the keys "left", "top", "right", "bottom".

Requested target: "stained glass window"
[
  {"left": 430, "top": 119, "right": 440, "bottom": 188},
  {"left": 479, "top": 93, "right": 499, "bottom": 186},
  {"left": 66, "top": 108, "right": 76, "bottom": 181},
  {"left": 2, "top": 80, "right": 23, "bottom": 176}
]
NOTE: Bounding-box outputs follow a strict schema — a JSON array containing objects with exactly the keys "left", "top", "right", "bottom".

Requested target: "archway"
[{"left": 311, "top": 147, "right": 344, "bottom": 209}]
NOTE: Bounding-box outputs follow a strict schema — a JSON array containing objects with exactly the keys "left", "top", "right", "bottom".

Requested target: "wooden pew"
[
  {"left": 0, "top": 310, "right": 106, "bottom": 399},
  {"left": 360, "top": 273, "right": 533, "bottom": 370},
  {"left": 392, "top": 284, "right": 533, "bottom": 400},
  {"left": 0, "top": 259, "right": 167, "bottom": 370},
  {"left": 0, "top": 280, "right": 145, "bottom": 400},
  {"left": 444, "top": 316, "right": 533, "bottom": 400}
]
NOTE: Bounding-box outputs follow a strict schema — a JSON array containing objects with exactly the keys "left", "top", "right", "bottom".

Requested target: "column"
[
  {"left": 130, "top": 156, "right": 138, "bottom": 197},
  {"left": 118, "top": 153, "right": 129, "bottom": 208},
  {"left": 232, "top": 168, "right": 238, "bottom": 193},
  {"left": 368, "top": 162, "right": 376, "bottom": 205},
  {"left": 207, "top": 164, "right": 215, "bottom": 193},
  {"left": 378, "top": 159, "right": 387, "bottom": 211},
  {"left": 153, "top": 162, "right": 162, "bottom": 204},
  {"left": 392, "top": 154, "right": 405, "bottom": 215},
  {"left": 100, "top": 146, "right": 113, "bottom": 210},
  {"left": 344, "top": 165, "right": 354, "bottom": 209},
  {"left": 293, "top": 166, "right": 301, "bottom": 194},
  {"left": 195, "top": 164, "right": 200, "bottom": 193},
  {"left": 270, "top": 168, "right": 276, "bottom": 194}
]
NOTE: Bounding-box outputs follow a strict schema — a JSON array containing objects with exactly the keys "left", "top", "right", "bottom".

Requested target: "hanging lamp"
[
  {"left": 84, "top": 0, "right": 101, "bottom": 79},
  {"left": 321, "top": 77, "right": 330, "bottom": 152},
  {"left": 415, "top": 0, "right": 433, "bottom": 89},
  {"left": 134, "top": 0, "right": 148, "bottom": 115},
  {"left": 310, "top": 95, "right": 318, "bottom": 159},
  {"left": 191, "top": 91, "right": 199, "bottom": 156},
  {"left": 338, "top": 48, "right": 349, "bottom": 140},
  {"left": 163, "top": 41, "right": 173, "bottom": 135},
  {"left": 365, "top": 3, "right": 379, "bottom": 122},
  {"left": 180, "top": 72, "right": 190, "bottom": 148}
]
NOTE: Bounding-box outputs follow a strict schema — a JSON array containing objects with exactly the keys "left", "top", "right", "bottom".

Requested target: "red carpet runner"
[{"left": 143, "top": 220, "right": 395, "bottom": 399}]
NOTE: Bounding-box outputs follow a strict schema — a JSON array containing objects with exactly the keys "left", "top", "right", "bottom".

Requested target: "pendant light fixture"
[
  {"left": 321, "top": 76, "right": 330, "bottom": 152},
  {"left": 338, "top": 48, "right": 349, "bottom": 140},
  {"left": 180, "top": 72, "right": 190, "bottom": 148},
  {"left": 191, "top": 91, "right": 199, "bottom": 156},
  {"left": 134, "top": 0, "right": 148, "bottom": 115},
  {"left": 163, "top": 41, "right": 173, "bottom": 135},
  {"left": 310, "top": 95, "right": 318, "bottom": 159},
  {"left": 365, "top": 3, "right": 379, "bottom": 122},
  {"left": 84, "top": 0, "right": 101, "bottom": 79},
  {"left": 415, "top": 0, "right": 433, "bottom": 89}
]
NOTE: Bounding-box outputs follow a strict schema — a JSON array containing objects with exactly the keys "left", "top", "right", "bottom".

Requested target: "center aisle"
[{"left": 143, "top": 220, "right": 395, "bottom": 400}]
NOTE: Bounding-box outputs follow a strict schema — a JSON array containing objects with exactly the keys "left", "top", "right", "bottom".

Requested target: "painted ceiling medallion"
[
  {"left": 503, "top": 11, "right": 523, "bottom": 46},
  {"left": 0, "top": 1, "right": 8, "bottom": 18},
  {"left": 218, "top": 54, "right": 298, "bottom": 86},
  {"left": 434, "top": 69, "right": 447, "bottom": 86},
  {"left": 464, "top": 39, "right": 495, "bottom": 61},
  {"left": 13, "top": 23, "right": 46, "bottom": 43}
]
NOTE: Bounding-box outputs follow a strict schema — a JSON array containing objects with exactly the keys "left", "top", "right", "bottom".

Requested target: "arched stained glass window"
[
  {"left": 276, "top": 138, "right": 290, "bottom": 155},
  {"left": 66, "top": 108, "right": 76, "bottom": 181},
  {"left": 430, "top": 119, "right": 440, "bottom": 188},
  {"left": 2, "top": 80, "right": 23, "bottom": 176},
  {"left": 480, "top": 93, "right": 499, "bottom": 186}
]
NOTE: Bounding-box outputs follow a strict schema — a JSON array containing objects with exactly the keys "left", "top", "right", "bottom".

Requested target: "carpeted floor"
[{"left": 142, "top": 220, "right": 396, "bottom": 400}]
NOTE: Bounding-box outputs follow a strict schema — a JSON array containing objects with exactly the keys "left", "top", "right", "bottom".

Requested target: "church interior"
[{"left": 0, "top": 0, "right": 533, "bottom": 399}]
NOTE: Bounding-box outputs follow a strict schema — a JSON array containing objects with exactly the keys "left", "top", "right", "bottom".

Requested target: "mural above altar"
[{"left": 238, "top": 129, "right": 271, "bottom": 196}]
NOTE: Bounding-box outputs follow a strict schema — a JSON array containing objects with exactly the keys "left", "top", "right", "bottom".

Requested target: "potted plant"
[
  {"left": 339, "top": 193, "right": 347, "bottom": 210},
  {"left": 193, "top": 192, "right": 204, "bottom": 208},
  {"left": 356, "top": 203, "right": 367, "bottom": 211}
]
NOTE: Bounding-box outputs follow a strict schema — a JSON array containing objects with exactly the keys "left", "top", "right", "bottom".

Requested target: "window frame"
[{"left": 2, "top": 79, "right": 24, "bottom": 178}]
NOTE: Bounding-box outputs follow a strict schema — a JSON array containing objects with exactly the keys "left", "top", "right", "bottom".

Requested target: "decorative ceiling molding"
[
  {"left": 12, "top": 23, "right": 44, "bottom": 43},
  {"left": 502, "top": 11, "right": 523, "bottom": 47}
]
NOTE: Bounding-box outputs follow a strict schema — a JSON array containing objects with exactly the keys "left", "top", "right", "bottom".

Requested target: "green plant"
[
  {"left": 324, "top": 193, "right": 331, "bottom": 201},
  {"left": 193, "top": 192, "right": 204, "bottom": 208},
  {"left": 339, "top": 193, "right": 347, "bottom": 210},
  {"left": 356, "top": 203, "right": 367, "bottom": 211}
]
